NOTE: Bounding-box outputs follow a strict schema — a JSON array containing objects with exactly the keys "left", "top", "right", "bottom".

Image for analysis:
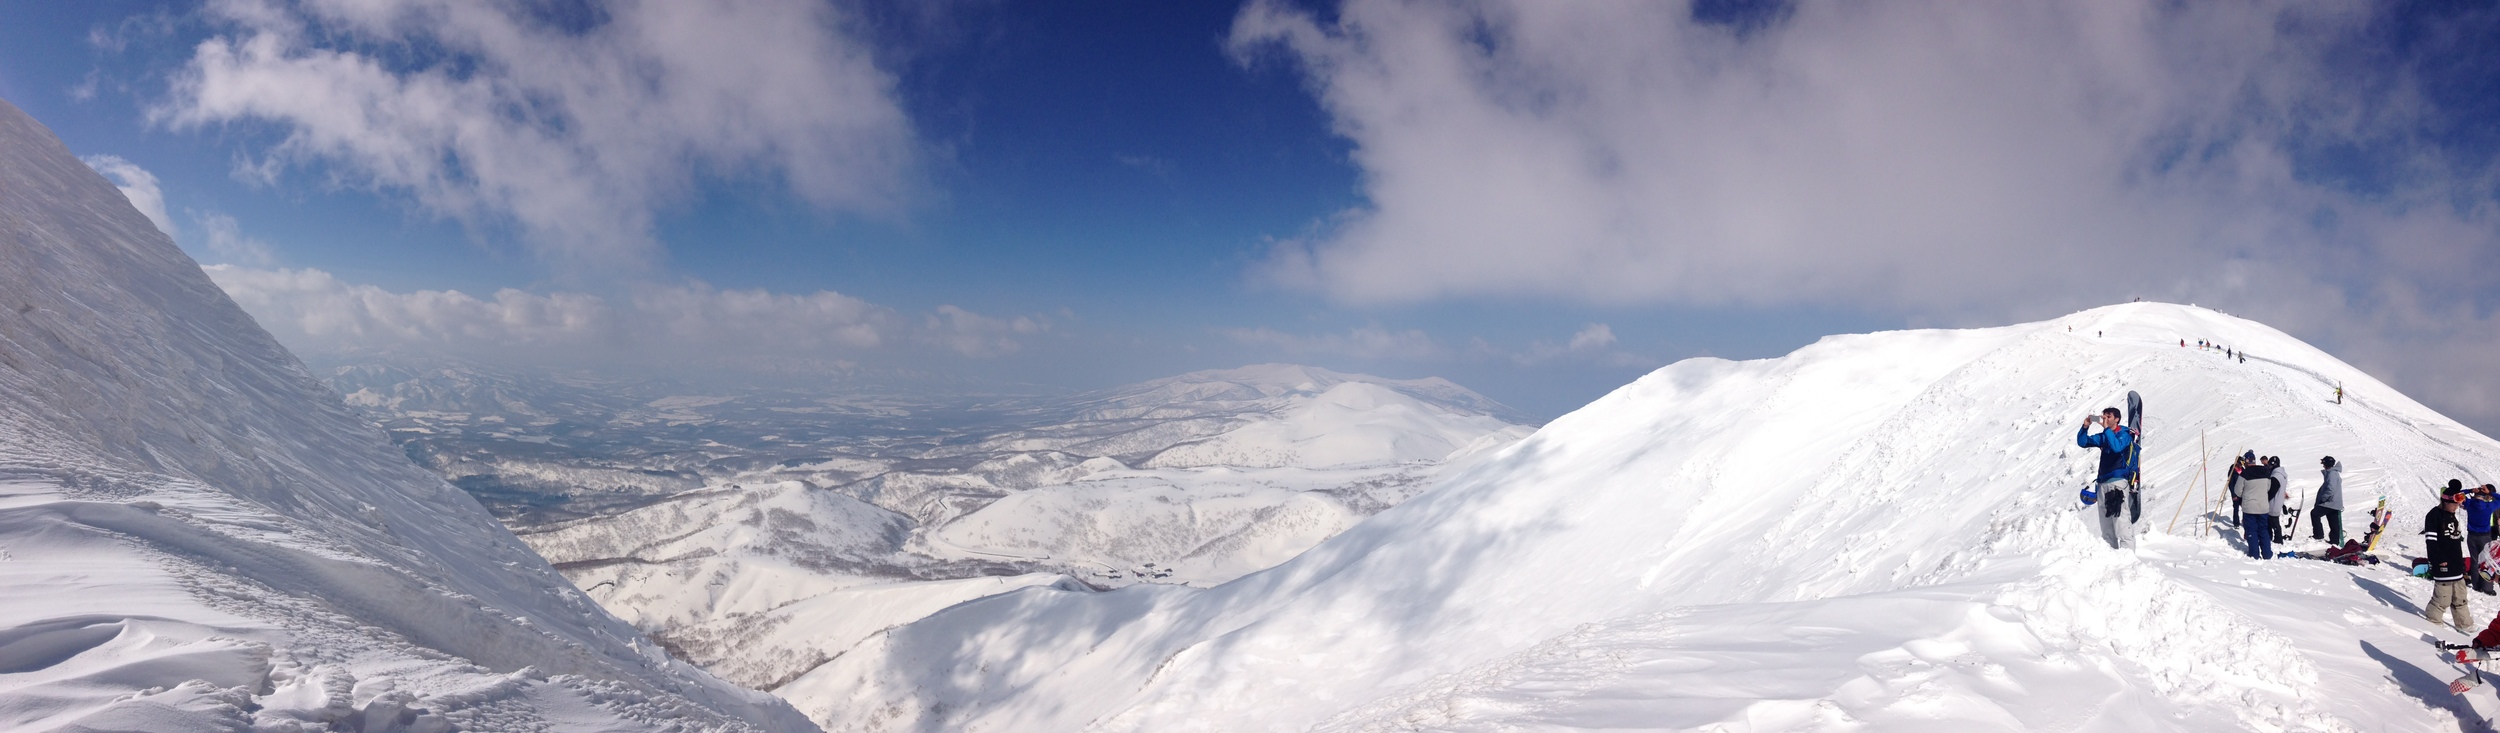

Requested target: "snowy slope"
[
  {"left": 509, "top": 364, "right": 1531, "bottom": 708},
  {"left": 0, "top": 99, "right": 810, "bottom": 730},
  {"left": 794, "top": 302, "right": 2500, "bottom": 732}
]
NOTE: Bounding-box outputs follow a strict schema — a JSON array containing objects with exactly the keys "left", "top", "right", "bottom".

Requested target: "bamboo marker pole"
[{"left": 2168, "top": 427, "right": 2198, "bottom": 533}]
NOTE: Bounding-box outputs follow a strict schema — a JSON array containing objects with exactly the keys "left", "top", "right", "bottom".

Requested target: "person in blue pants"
[
  {"left": 2077, "top": 407, "right": 2138, "bottom": 550},
  {"left": 2237, "top": 466, "right": 2279, "bottom": 558},
  {"left": 2462, "top": 480, "right": 2497, "bottom": 594}
]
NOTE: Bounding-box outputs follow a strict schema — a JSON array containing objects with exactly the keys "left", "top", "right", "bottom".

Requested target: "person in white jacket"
[{"left": 2265, "top": 456, "right": 2289, "bottom": 542}]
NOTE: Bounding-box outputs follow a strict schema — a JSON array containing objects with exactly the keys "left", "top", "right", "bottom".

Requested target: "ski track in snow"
[{"left": 790, "top": 303, "right": 2500, "bottom": 733}]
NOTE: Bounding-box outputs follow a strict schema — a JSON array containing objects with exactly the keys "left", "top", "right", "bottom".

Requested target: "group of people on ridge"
[
  {"left": 2225, "top": 452, "right": 2341, "bottom": 560},
  {"left": 2073, "top": 398, "right": 2500, "bottom": 666},
  {"left": 2423, "top": 481, "right": 2500, "bottom": 634},
  {"left": 2072, "top": 408, "right": 2348, "bottom": 557}
]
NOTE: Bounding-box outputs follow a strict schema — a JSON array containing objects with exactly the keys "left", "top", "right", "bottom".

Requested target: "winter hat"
[
  {"left": 2321, "top": 456, "right": 2336, "bottom": 467},
  {"left": 2243, "top": 451, "right": 2257, "bottom": 462},
  {"left": 2452, "top": 479, "right": 2467, "bottom": 492}
]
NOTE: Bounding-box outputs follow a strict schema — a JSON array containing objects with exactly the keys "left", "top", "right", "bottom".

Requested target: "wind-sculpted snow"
[
  {"left": 795, "top": 302, "right": 2500, "bottom": 732},
  {"left": 0, "top": 99, "right": 810, "bottom": 730}
]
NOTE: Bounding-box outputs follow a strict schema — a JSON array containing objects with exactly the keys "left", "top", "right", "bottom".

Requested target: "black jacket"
[{"left": 2427, "top": 506, "right": 2468, "bottom": 581}]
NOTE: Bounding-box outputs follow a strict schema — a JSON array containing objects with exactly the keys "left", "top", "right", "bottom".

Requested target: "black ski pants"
[
  {"left": 2311, "top": 508, "right": 2342, "bottom": 545},
  {"left": 2473, "top": 531, "right": 2495, "bottom": 590}
]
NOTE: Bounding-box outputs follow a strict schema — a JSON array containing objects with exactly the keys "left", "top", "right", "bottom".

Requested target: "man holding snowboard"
[{"left": 2078, "top": 406, "right": 2139, "bottom": 550}]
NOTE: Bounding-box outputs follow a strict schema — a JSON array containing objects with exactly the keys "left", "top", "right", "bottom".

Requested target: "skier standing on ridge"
[
  {"left": 2311, "top": 456, "right": 2345, "bottom": 546},
  {"left": 2428, "top": 486, "right": 2474, "bottom": 633},
  {"left": 2467, "top": 482, "right": 2498, "bottom": 595},
  {"left": 2239, "top": 463, "right": 2280, "bottom": 559},
  {"left": 2077, "top": 407, "right": 2138, "bottom": 549}
]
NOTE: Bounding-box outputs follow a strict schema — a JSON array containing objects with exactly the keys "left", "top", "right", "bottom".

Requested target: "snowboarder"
[
  {"left": 2468, "top": 482, "right": 2498, "bottom": 595},
  {"left": 2077, "top": 407, "right": 2138, "bottom": 549},
  {"left": 2311, "top": 456, "right": 2344, "bottom": 546},
  {"left": 2427, "top": 487, "right": 2474, "bottom": 633},
  {"left": 2239, "top": 463, "right": 2279, "bottom": 559}
]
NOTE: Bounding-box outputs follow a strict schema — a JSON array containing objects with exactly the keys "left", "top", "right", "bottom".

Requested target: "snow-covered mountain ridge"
[
  {"left": 0, "top": 99, "right": 809, "bottom": 730},
  {"left": 797, "top": 302, "right": 2500, "bottom": 731}
]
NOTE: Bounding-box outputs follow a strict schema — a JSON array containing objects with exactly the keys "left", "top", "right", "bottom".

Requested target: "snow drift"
[
  {"left": 801, "top": 302, "right": 2500, "bottom": 731},
  {"left": 0, "top": 99, "right": 809, "bottom": 730}
]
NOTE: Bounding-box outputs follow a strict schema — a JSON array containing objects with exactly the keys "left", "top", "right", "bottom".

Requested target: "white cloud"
[
  {"left": 1226, "top": 321, "right": 1659, "bottom": 369},
  {"left": 159, "top": 0, "right": 918, "bottom": 271},
  {"left": 206, "top": 266, "right": 618, "bottom": 348},
  {"left": 926, "top": 305, "right": 1045, "bottom": 358},
  {"left": 1566, "top": 324, "right": 1616, "bottom": 353},
  {"left": 192, "top": 211, "right": 279, "bottom": 266},
  {"left": 1224, "top": 325, "right": 1445, "bottom": 361},
  {"left": 80, "top": 155, "right": 174, "bottom": 237},
  {"left": 202, "top": 266, "right": 1051, "bottom": 364},
  {"left": 1231, "top": 0, "right": 2500, "bottom": 428},
  {"left": 1498, "top": 323, "right": 1657, "bottom": 368}
]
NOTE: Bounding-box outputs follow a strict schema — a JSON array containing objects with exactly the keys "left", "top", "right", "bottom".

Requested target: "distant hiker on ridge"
[
  {"left": 2311, "top": 456, "right": 2344, "bottom": 546},
  {"left": 2428, "top": 486, "right": 2473, "bottom": 632},
  {"left": 2238, "top": 461, "right": 2279, "bottom": 559},
  {"left": 2078, "top": 407, "right": 2138, "bottom": 550}
]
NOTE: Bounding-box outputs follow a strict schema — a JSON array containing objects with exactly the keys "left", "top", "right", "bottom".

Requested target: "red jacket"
[{"left": 2477, "top": 615, "right": 2500, "bottom": 648}]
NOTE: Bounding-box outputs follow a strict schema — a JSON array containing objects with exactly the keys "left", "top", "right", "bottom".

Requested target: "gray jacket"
[
  {"left": 2240, "top": 474, "right": 2278, "bottom": 515},
  {"left": 2314, "top": 465, "right": 2343, "bottom": 511}
]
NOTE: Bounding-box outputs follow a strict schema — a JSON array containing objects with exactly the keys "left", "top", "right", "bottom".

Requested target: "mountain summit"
[
  {"left": 800, "top": 302, "right": 2500, "bottom": 731},
  {"left": 0, "top": 99, "right": 809, "bottom": 730}
]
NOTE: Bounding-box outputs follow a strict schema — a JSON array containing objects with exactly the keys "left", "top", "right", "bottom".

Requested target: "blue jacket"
[
  {"left": 2076, "top": 424, "right": 2136, "bottom": 482},
  {"left": 2466, "top": 495, "right": 2499, "bottom": 534}
]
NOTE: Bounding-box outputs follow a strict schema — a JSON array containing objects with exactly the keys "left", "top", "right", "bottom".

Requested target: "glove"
[
  {"left": 2079, "top": 487, "right": 2098, "bottom": 506},
  {"left": 2455, "top": 674, "right": 2483, "bottom": 695}
]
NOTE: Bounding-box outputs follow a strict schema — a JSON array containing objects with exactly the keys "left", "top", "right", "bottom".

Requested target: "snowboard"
[
  {"left": 2124, "top": 390, "right": 2143, "bottom": 522},
  {"left": 2362, "top": 496, "right": 2394, "bottom": 554}
]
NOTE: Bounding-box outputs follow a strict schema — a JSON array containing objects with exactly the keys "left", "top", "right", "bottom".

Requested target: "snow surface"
[
  {"left": 510, "top": 366, "right": 1532, "bottom": 715},
  {"left": 793, "top": 302, "right": 2500, "bottom": 732},
  {"left": 0, "top": 98, "right": 811, "bottom": 730}
]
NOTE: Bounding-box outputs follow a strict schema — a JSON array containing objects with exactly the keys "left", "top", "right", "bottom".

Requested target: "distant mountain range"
[{"left": 321, "top": 357, "right": 1539, "bottom": 699}]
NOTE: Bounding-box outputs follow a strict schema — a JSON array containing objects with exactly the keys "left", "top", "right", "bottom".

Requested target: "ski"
[{"left": 2437, "top": 636, "right": 2490, "bottom": 694}]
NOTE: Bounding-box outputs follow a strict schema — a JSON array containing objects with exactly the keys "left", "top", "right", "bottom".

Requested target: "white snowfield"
[
  {"left": 516, "top": 364, "right": 1533, "bottom": 709},
  {"left": 796, "top": 302, "right": 2500, "bottom": 732},
  {"left": 0, "top": 99, "right": 813, "bottom": 730}
]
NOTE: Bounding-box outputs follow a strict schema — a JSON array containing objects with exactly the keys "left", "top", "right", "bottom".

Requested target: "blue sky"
[{"left": 3, "top": 1, "right": 2498, "bottom": 430}]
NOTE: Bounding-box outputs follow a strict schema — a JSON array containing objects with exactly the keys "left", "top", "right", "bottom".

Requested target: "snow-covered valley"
[{"left": 329, "top": 360, "right": 1537, "bottom": 696}]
